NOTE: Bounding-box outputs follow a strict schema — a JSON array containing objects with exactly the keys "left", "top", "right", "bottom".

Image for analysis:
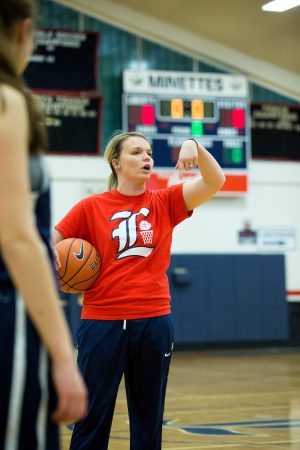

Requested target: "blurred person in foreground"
[{"left": 0, "top": 1, "right": 87, "bottom": 449}]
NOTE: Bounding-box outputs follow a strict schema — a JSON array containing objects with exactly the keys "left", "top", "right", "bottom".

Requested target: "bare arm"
[
  {"left": 0, "top": 85, "right": 87, "bottom": 423},
  {"left": 53, "top": 228, "right": 65, "bottom": 244},
  {"left": 52, "top": 229, "right": 65, "bottom": 269},
  {"left": 176, "top": 139, "right": 226, "bottom": 210}
]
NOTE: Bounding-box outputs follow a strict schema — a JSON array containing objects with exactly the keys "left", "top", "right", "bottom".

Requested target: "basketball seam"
[
  {"left": 59, "top": 238, "right": 76, "bottom": 280},
  {"left": 63, "top": 244, "right": 95, "bottom": 284},
  {"left": 71, "top": 265, "right": 101, "bottom": 288},
  {"left": 58, "top": 264, "right": 100, "bottom": 290},
  {"left": 63, "top": 282, "right": 82, "bottom": 293}
]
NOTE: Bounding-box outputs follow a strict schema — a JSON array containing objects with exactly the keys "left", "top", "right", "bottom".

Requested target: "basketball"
[{"left": 55, "top": 238, "right": 101, "bottom": 293}]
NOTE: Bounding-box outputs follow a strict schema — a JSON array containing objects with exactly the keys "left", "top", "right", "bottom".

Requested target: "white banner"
[
  {"left": 257, "top": 228, "right": 296, "bottom": 252},
  {"left": 123, "top": 70, "right": 248, "bottom": 97}
]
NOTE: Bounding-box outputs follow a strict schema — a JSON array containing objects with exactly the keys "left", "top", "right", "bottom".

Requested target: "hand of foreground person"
[{"left": 51, "top": 359, "right": 88, "bottom": 423}]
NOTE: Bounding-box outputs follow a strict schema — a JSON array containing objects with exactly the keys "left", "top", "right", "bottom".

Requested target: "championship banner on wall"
[
  {"left": 24, "top": 29, "right": 99, "bottom": 92},
  {"left": 251, "top": 103, "right": 300, "bottom": 161},
  {"left": 24, "top": 29, "right": 102, "bottom": 155},
  {"left": 33, "top": 91, "right": 102, "bottom": 155},
  {"left": 122, "top": 70, "right": 250, "bottom": 195}
]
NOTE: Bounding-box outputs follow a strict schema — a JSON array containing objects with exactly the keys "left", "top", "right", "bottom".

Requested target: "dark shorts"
[{"left": 0, "top": 288, "right": 59, "bottom": 450}]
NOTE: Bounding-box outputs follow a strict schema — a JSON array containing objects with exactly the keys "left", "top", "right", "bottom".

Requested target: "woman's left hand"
[
  {"left": 52, "top": 246, "right": 61, "bottom": 270},
  {"left": 175, "top": 140, "right": 199, "bottom": 171}
]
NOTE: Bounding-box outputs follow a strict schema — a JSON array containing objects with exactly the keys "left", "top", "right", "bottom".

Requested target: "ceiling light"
[{"left": 262, "top": 0, "right": 300, "bottom": 12}]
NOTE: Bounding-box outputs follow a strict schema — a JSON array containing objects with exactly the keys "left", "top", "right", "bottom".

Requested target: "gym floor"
[{"left": 61, "top": 346, "right": 300, "bottom": 449}]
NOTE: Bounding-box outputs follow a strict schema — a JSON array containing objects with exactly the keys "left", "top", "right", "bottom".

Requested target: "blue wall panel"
[
  {"left": 234, "top": 255, "right": 264, "bottom": 340},
  {"left": 260, "top": 255, "right": 288, "bottom": 340},
  {"left": 206, "top": 255, "right": 236, "bottom": 342},
  {"left": 170, "top": 255, "right": 209, "bottom": 342},
  {"left": 169, "top": 254, "right": 288, "bottom": 344}
]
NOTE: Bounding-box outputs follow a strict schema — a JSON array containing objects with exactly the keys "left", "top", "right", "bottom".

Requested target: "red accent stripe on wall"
[
  {"left": 220, "top": 174, "right": 248, "bottom": 192},
  {"left": 147, "top": 172, "right": 248, "bottom": 193}
]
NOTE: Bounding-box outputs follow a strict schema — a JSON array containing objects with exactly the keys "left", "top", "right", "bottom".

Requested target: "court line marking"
[{"left": 164, "top": 441, "right": 300, "bottom": 449}]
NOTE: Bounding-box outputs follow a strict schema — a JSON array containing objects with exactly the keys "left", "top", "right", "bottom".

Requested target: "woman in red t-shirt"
[{"left": 53, "top": 131, "right": 225, "bottom": 450}]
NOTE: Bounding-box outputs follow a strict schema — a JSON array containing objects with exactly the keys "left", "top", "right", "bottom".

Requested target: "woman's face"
[{"left": 116, "top": 136, "right": 154, "bottom": 184}]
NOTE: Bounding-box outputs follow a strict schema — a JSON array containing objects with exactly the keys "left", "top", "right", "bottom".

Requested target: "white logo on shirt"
[
  {"left": 139, "top": 220, "right": 151, "bottom": 231},
  {"left": 110, "top": 208, "right": 154, "bottom": 259},
  {"left": 139, "top": 220, "right": 153, "bottom": 244}
]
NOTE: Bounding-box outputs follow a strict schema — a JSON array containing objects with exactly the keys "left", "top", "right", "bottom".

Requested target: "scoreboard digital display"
[{"left": 122, "top": 70, "right": 250, "bottom": 194}]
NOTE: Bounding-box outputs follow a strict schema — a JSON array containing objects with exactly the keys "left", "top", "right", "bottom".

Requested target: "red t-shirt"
[{"left": 55, "top": 184, "right": 192, "bottom": 320}]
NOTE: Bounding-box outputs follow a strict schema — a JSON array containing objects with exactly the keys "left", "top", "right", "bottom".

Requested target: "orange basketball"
[{"left": 55, "top": 238, "right": 101, "bottom": 293}]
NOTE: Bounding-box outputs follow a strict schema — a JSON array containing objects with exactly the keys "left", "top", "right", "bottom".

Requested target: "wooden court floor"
[{"left": 61, "top": 346, "right": 300, "bottom": 449}]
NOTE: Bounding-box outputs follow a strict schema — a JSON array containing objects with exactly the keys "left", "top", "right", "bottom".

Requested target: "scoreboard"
[{"left": 122, "top": 70, "right": 250, "bottom": 194}]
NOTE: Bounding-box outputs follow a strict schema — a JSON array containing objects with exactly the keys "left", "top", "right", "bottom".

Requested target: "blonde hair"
[{"left": 104, "top": 130, "right": 150, "bottom": 190}]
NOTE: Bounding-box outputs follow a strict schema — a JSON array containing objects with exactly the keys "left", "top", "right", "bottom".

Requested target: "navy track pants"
[{"left": 70, "top": 314, "right": 174, "bottom": 450}]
